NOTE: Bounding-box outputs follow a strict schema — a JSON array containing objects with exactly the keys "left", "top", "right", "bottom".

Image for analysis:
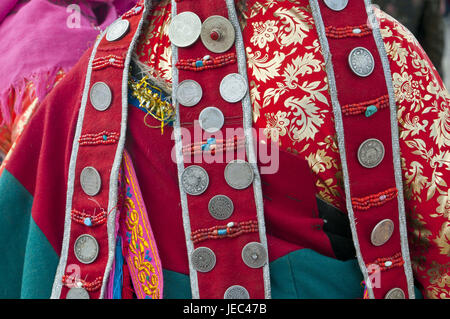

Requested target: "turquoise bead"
[
  {"left": 83, "top": 218, "right": 92, "bottom": 227},
  {"left": 195, "top": 60, "right": 204, "bottom": 68},
  {"left": 365, "top": 105, "right": 378, "bottom": 117}
]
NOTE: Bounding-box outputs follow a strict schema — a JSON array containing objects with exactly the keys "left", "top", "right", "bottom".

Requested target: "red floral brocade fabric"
[{"left": 135, "top": 0, "right": 450, "bottom": 298}]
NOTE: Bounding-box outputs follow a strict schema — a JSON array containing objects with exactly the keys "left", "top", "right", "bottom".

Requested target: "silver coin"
[
  {"left": 191, "top": 247, "right": 216, "bottom": 273},
  {"left": 323, "top": 0, "right": 349, "bottom": 11},
  {"left": 371, "top": 219, "right": 394, "bottom": 246},
  {"left": 200, "top": 15, "right": 235, "bottom": 53},
  {"left": 90, "top": 82, "right": 112, "bottom": 111},
  {"left": 181, "top": 165, "right": 209, "bottom": 196},
  {"left": 220, "top": 73, "right": 248, "bottom": 103},
  {"left": 348, "top": 47, "right": 375, "bottom": 77},
  {"left": 176, "top": 80, "right": 202, "bottom": 107},
  {"left": 241, "top": 242, "right": 267, "bottom": 269},
  {"left": 199, "top": 107, "right": 224, "bottom": 133},
  {"left": 74, "top": 234, "right": 99, "bottom": 264},
  {"left": 385, "top": 288, "right": 406, "bottom": 299},
  {"left": 169, "top": 11, "right": 202, "bottom": 48},
  {"left": 224, "top": 285, "right": 250, "bottom": 299},
  {"left": 106, "top": 19, "right": 130, "bottom": 42},
  {"left": 357, "top": 138, "right": 385, "bottom": 168},
  {"left": 224, "top": 160, "right": 254, "bottom": 190},
  {"left": 66, "top": 287, "right": 90, "bottom": 299},
  {"left": 208, "top": 195, "right": 234, "bottom": 220},
  {"left": 80, "top": 166, "right": 102, "bottom": 196}
]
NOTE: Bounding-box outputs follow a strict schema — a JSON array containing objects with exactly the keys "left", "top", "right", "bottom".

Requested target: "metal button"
[
  {"left": 200, "top": 15, "right": 235, "bottom": 53},
  {"left": 90, "top": 82, "right": 112, "bottom": 111},
  {"left": 224, "top": 285, "right": 250, "bottom": 299},
  {"left": 208, "top": 195, "right": 234, "bottom": 220},
  {"left": 176, "top": 79, "right": 202, "bottom": 107},
  {"left": 324, "top": 0, "right": 349, "bottom": 11},
  {"left": 74, "top": 234, "right": 99, "bottom": 264},
  {"left": 385, "top": 288, "right": 406, "bottom": 299},
  {"left": 191, "top": 247, "right": 216, "bottom": 272},
  {"left": 199, "top": 107, "right": 224, "bottom": 133},
  {"left": 224, "top": 160, "right": 254, "bottom": 190},
  {"left": 357, "top": 138, "right": 385, "bottom": 168},
  {"left": 169, "top": 11, "right": 202, "bottom": 47},
  {"left": 80, "top": 166, "right": 101, "bottom": 196},
  {"left": 371, "top": 219, "right": 394, "bottom": 246},
  {"left": 106, "top": 19, "right": 130, "bottom": 42},
  {"left": 348, "top": 47, "right": 375, "bottom": 77},
  {"left": 181, "top": 165, "right": 209, "bottom": 196},
  {"left": 242, "top": 242, "right": 267, "bottom": 268},
  {"left": 66, "top": 287, "right": 90, "bottom": 299},
  {"left": 220, "top": 73, "right": 248, "bottom": 103}
]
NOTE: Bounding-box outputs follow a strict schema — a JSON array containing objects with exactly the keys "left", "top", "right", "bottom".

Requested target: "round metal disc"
[
  {"left": 74, "top": 234, "right": 99, "bottom": 264},
  {"left": 208, "top": 195, "right": 234, "bottom": 220},
  {"left": 181, "top": 165, "right": 209, "bottom": 196},
  {"left": 191, "top": 247, "right": 216, "bottom": 273},
  {"left": 90, "top": 82, "right": 112, "bottom": 111},
  {"left": 80, "top": 166, "right": 102, "bottom": 196},
  {"left": 371, "top": 219, "right": 395, "bottom": 246},
  {"left": 224, "top": 285, "right": 250, "bottom": 299},
  {"left": 241, "top": 242, "right": 267, "bottom": 269},
  {"left": 106, "top": 19, "right": 130, "bottom": 42},
  {"left": 66, "top": 287, "right": 90, "bottom": 299},
  {"left": 348, "top": 47, "right": 375, "bottom": 77},
  {"left": 176, "top": 80, "right": 202, "bottom": 107},
  {"left": 169, "top": 11, "right": 202, "bottom": 47},
  {"left": 199, "top": 107, "right": 224, "bottom": 133},
  {"left": 385, "top": 288, "right": 406, "bottom": 299},
  {"left": 200, "top": 15, "right": 235, "bottom": 53},
  {"left": 224, "top": 160, "right": 254, "bottom": 190},
  {"left": 220, "top": 73, "right": 248, "bottom": 103},
  {"left": 357, "top": 138, "right": 385, "bottom": 168},
  {"left": 324, "top": 0, "right": 349, "bottom": 11}
]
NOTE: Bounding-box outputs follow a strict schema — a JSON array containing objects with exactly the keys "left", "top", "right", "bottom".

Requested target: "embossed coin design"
[
  {"left": 191, "top": 247, "right": 216, "bottom": 272},
  {"left": 80, "top": 166, "right": 101, "bottom": 196},
  {"left": 242, "top": 242, "right": 267, "bottom": 268},
  {"left": 224, "top": 285, "right": 250, "bottom": 299},
  {"left": 106, "top": 19, "right": 130, "bottom": 42},
  {"left": 348, "top": 47, "right": 375, "bottom": 77},
  {"left": 199, "top": 106, "right": 224, "bottom": 133},
  {"left": 181, "top": 165, "right": 209, "bottom": 195},
  {"left": 220, "top": 73, "right": 248, "bottom": 103},
  {"left": 224, "top": 160, "right": 254, "bottom": 190},
  {"left": 176, "top": 80, "right": 202, "bottom": 107},
  {"left": 90, "top": 82, "right": 112, "bottom": 111},
  {"left": 208, "top": 195, "right": 234, "bottom": 220},
  {"left": 385, "top": 288, "right": 406, "bottom": 299},
  {"left": 200, "top": 15, "right": 235, "bottom": 53},
  {"left": 324, "top": 0, "right": 349, "bottom": 11},
  {"left": 66, "top": 287, "right": 90, "bottom": 299},
  {"left": 74, "top": 234, "right": 99, "bottom": 264},
  {"left": 358, "top": 138, "right": 385, "bottom": 168},
  {"left": 371, "top": 219, "right": 395, "bottom": 246},
  {"left": 169, "top": 11, "right": 202, "bottom": 47}
]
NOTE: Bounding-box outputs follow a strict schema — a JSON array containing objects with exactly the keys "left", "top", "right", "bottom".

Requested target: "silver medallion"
[
  {"left": 176, "top": 80, "right": 202, "bottom": 107},
  {"left": 199, "top": 106, "right": 225, "bottom": 133},
  {"left": 224, "top": 285, "right": 250, "bottom": 299},
  {"left": 74, "top": 234, "right": 99, "bottom": 264},
  {"left": 371, "top": 219, "right": 394, "bottom": 246},
  {"left": 224, "top": 160, "right": 254, "bottom": 190},
  {"left": 348, "top": 47, "right": 375, "bottom": 77},
  {"left": 181, "top": 165, "right": 209, "bottom": 196},
  {"left": 80, "top": 166, "right": 102, "bottom": 196},
  {"left": 191, "top": 247, "right": 216, "bottom": 273},
  {"left": 106, "top": 19, "right": 130, "bottom": 42},
  {"left": 323, "top": 0, "right": 349, "bottom": 11},
  {"left": 241, "top": 242, "right": 267, "bottom": 269},
  {"left": 208, "top": 195, "right": 234, "bottom": 220},
  {"left": 169, "top": 11, "right": 202, "bottom": 48},
  {"left": 200, "top": 15, "right": 236, "bottom": 53},
  {"left": 66, "top": 287, "right": 90, "bottom": 299},
  {"left": 385, "top": 288, "right": 406, "bottom": 299},
  {"left": 357, "top": 138, "right": 385, "bottom": 168},
  {"left": 219, "top": 73, "right": 248, "bottom": 103},
  {"left": 90, "top": 82, "right": 112, "bottom": 111}
]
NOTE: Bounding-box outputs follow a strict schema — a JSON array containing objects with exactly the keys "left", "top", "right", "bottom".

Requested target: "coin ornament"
[
  {"left": 208, "top": 195, "right": 234, "bottom": 220},
  {"left": 80, "top": 166, "right": 102, "bottom": 196},
  {"left": 357, "top": 138, "right": 385, "bottom": 168},
  {"left": 90, "top": 82, "right": 112, "bottom": 111},
  {"left": 324, "top": 0, "right": 349, "bottom": 11},
  {"left": 219, "top": 73, "right": 248, "bottom": 103},
  {"left": 348, "top": 47, "right": 375, "bottom": 77},
  {"left": 224, "top": 160, "right": 254, "bottom": 190},
  {"left": 242, "top": 242, "right": 267, "bottom": 268},
  {"left": 200, "top": 15, "right": 235, "bottom": 53},
  {"left": 106, "top": 19, "right": 130, "bottom": 42},
  {"left": 191, "top": 247, "right": 216, "bottom": 272},
  {"left": 224, "top": 285, "right": 250, "bottom": 299},
  {"left": 181, "top": 165, "right": 209, "bottom": 195},
  {"left": 176, "top": 80, "right": 203, "bottom": 107},
  {"left": 385, "top": 288, "right": 406, "bottom": 299},
  {"left": 169, "top": 11, "right": 202, "bottom": 48},
  {"left": 371, "top": 219, "right": 394, "bottom": 246},
  {"left": 66, "top": 287, "right": 90, "bottom": 299},
  {"left": 74, "top": 234, "right": 99, "bottom": 264},
  {"left": 199, "top": 107, "right": 225, "bottom": 133}
]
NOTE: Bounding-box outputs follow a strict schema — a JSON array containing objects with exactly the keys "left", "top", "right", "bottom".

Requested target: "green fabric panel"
[{"left": 163, "top": 269, "right": 192, "bottom": 299}]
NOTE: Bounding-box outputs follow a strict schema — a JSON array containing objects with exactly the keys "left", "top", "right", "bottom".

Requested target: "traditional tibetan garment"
[{"left": 0, "top": 0, "right": 449, "bottom": 299}]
